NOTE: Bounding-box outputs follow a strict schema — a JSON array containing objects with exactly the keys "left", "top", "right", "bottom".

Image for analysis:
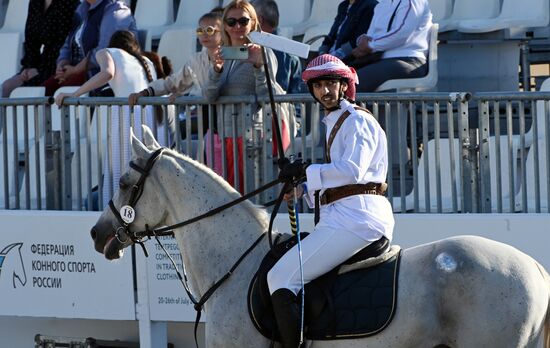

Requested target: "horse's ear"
[
  {"left": 142, "top": 125, "right": 161, "bottom": 150},
  {"left": 130, "top": 127, "right": 150, "bottom": 160}
]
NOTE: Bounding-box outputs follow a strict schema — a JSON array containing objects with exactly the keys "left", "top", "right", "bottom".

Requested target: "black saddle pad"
[{"left": 247, "top": 234, "right": 401, "bottom": 341}]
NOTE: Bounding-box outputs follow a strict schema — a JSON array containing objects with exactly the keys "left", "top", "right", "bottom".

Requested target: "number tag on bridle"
[{"left": 120, "top": 205, "right": 135, "bottom": 224}]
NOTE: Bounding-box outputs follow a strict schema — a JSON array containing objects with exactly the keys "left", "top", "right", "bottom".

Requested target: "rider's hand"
[{"left": 278, "top": 159, "right": 309, "bottom": 183}]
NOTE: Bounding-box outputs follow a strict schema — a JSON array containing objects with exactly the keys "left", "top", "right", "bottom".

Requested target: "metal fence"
[{"left": 0, "top": 91, "right": 549, "bottom": 213}]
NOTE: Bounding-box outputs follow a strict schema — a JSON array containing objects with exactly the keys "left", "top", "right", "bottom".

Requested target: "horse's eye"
[{"left": 119, "top": 175, "right": 130, "bottom": 190}]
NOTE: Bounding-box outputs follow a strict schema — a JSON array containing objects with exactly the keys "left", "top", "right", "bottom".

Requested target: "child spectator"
[
  {"left": 1, "top": 0, "right": 80, "bottom": 97},
  {"left": 55, "top": 30, "right": 173, "bottom": 207}
]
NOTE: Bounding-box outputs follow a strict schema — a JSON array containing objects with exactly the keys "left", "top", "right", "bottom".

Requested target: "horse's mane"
[{"left": 160, "top": 147, "right": 270, "bottom": 228}]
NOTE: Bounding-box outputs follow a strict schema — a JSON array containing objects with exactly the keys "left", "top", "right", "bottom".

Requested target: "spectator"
[
  {"left": 354, "top": 0, "right": 433, "bottom": 92},
  {"left": 252, "top": 0, "right": 304, "bottom": 94},
  {"left": 318, "top": 0, "right": 377, "bottom": 66},
  {"left": 203, "top": 0, "right": 289, "bottom": 192},
  {"left": 128, "top": 11, "right": 223, "bottom": 103},
  {"left": 43, "top": 0, "right": 137, "bottom": 96},
  {"left": 54, "top": 30, "right": 173, "bottom": 207},
  {"left": 1, "top": 0, "right": 80, "bottom": 97}
]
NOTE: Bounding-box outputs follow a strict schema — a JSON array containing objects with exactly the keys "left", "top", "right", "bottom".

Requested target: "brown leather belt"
[{"left": 320, "top": 183, "right": 387, "bottom": 205}]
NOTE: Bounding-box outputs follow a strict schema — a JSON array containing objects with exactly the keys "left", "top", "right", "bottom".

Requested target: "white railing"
[{"left": 1, "top": 91, "right": 549, "bottom": 213}]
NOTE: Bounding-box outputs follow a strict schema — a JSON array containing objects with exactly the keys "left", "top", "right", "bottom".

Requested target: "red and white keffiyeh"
[{"left": 302, "top": 54, "right": 359, "bottom": 100}]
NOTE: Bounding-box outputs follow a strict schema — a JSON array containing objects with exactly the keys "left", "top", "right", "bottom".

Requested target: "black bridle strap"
[
  {"left": 127, "top": 148, "right": 165, "bottom": 206},
  {"left": 133, "top": 177, "right": 284, "bottom": 238},
  {"left": 190, "top": 232, "right": 266, "bottom": 347}
]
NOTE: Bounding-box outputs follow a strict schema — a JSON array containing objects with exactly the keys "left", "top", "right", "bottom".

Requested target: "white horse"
[{"left": 91, "top": 126, "right": 550, "bottom": 348}]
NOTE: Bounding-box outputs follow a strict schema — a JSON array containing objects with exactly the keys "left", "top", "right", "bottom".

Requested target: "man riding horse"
[{"left": 271, "top": 54, "right": 395, "bottom": 348}]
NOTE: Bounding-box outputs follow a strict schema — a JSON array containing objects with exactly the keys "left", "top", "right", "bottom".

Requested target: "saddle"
[{"left": 247, "top": 233, "right": 401, "bottom": 342}]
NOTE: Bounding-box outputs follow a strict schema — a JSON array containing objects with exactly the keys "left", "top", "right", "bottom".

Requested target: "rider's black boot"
[{"left": 271, "top": 288, "right": 302, "bottom": 348}]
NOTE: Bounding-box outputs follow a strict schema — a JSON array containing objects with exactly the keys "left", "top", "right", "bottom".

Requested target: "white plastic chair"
[
  {"left": 428, "top": 0, "right": 454, "bottom": 23},
  {"left": 0, "top": 32, "right": 22, "bottom": 83},
  {"left": 134, "top": 0, "right": 175, "bottom": 50},
  {"left": 458, "top": 0, "right": 550, "bottom": 33},
  {"left": 157, "top": 28, "right": 197, "bottom": 73},
  {"left": 437, "top": 0, "right": 500, "bottom": 33},
  {"left": 302, "top": 22, "right": 333, "bottom": 52},
  {"left": 376, "top": 23, "right": 439, "bottom": 92},
  {"left": 5, "top": 87, "right": 46, "bottom": 145},
  {"left": 0, "top": 0, "right": 29, "bottom": 33},
  {"left": 175, "top": 0, "right": 219, "bottom": 27},
  {"left": 293, "top": 0, "right": 339, "bottom": 36}
]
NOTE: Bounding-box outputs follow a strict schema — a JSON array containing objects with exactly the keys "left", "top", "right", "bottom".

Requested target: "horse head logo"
[{"left": 0, "top": 243, "right": 27, "bottom": 288}]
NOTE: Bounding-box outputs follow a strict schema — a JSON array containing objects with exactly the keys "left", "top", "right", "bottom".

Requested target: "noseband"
[{"left": 108, "top": 147, "right": 166, "bottom": 255}]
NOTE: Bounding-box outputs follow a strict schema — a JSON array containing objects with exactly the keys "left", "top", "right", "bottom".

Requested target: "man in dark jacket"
[{"left": 318, "top": 0, "right": 378, "bottom": 63}]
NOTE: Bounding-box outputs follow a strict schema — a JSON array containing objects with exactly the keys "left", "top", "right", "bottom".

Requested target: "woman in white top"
[{"left": 55, "top": 30, "right": 173, "bottom": 207}]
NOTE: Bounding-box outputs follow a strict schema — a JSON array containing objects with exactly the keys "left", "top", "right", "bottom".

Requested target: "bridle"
[
  {"left": 105, "top": 146, "right": 286, "bottom": 348},
  {"left": 108, "top": 147, "right": 168, "bottom": 256}
]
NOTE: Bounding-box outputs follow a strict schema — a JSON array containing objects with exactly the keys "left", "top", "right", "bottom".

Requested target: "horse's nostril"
[{"left": 90, "top": 227, "right": 97, "bottom": 241}]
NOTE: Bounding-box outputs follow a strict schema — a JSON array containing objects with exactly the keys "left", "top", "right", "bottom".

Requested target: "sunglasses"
[
  {"left": 196, "top": 26, "right": 219, "bottom": 36},
  {"left": 225, "top": 17, "right": 251, "bottom": 27}
]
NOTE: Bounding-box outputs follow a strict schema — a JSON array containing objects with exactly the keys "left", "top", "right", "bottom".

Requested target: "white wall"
[{"left": 0, "top": 211, "right": 549, "bottom": 347}]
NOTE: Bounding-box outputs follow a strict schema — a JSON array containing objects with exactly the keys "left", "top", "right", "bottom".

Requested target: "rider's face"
[{"left": 311, "top": 79, "right": 347, "bottom": 110}]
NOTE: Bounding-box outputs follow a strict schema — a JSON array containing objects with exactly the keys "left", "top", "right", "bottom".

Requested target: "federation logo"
[{"left": 0, "top": 243, "right": 27, "bottom": 288}]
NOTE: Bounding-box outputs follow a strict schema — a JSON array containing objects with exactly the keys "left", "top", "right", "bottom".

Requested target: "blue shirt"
[{"left": 57, "top": 0, "right": 137, "bottom": 73}]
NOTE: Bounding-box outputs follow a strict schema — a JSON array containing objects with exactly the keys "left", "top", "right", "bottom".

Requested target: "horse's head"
[{"left": 91, "top": 126, "right": 168, "bottom": 260}]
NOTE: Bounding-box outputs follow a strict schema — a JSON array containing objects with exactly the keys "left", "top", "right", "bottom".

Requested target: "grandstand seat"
[
  {"left": 134, "top": 0, "right": 174, "bottom": 50},
  {"left": 376, "top": 23, "right": 439, "bottom": 92},
  {"left": 173, "top": 0, "right": 219, "bottom": 28},
  {"left": 457, "top": 0, "right": 550, "bottom": 33},
  {"left": 0, "top": 0, "right": 29, "bottom": 33},
  {"left": 293, "top": 0, "right": 339, "bottom": 36},
  {"left": 156, "top": 28, "right": 197, "bottom": 73},
  {"left": 302, "top": 22, "right": 332, "bottom": 52},
  {"left": 221, "top": 0, "right": 309, "bottom": 37},
  {"left": 1, "top": 87, "right": 47, "bottom": 210},
  {"left": 437, "top": 0, "right": 500, "bottom": 33},
  {"left": 428, "top": 0, "right": 454, "bottom": 23},
  {"left": 0, "top": 32, "right": 22, "bottom": 84},
  {"left": 4, "top": 87, "right": 46, "bottom": 145}
]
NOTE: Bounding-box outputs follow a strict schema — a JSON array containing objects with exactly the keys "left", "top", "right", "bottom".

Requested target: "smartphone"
[{"left": 220, "top": 46, "right": 249, "bottom": 60}]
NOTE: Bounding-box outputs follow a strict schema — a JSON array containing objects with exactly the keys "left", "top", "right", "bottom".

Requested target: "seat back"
[
  {"left": 498, "top": 0, "right": 549, "bottom": 26},
  {"left": 0, "top": 0, "right": 29, "bottom": 33},
  {"left": 0, "top": 32, "right": 21, "bottom": 83},
  {"left": 157, "top": 28, "right": 197, "bottom": 73},
  {"left": 450, "top": 0, "right": 500, "bottom": 20},
  {"left": 376, "top": 23, "right": 439, "bottom": 92},
  {"left": 307, "top": 0, "right": 339, "bottom": 26},
  {"left": 428, "top": 0, "right": 454, "bottom": 22},
  {"left": 4, "top": 87, "right": 46, "bottom": 144},
  {"left": 175, "top": 0, "right": 219, "bottom": 27},
  {"left": 134, "top": 0, "right": 174, "bottom": 28}
]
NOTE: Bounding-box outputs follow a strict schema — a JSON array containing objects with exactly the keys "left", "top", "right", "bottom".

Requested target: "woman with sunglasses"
[{"left": 203, "top": 0, "right": 289, "bottom": 193}]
